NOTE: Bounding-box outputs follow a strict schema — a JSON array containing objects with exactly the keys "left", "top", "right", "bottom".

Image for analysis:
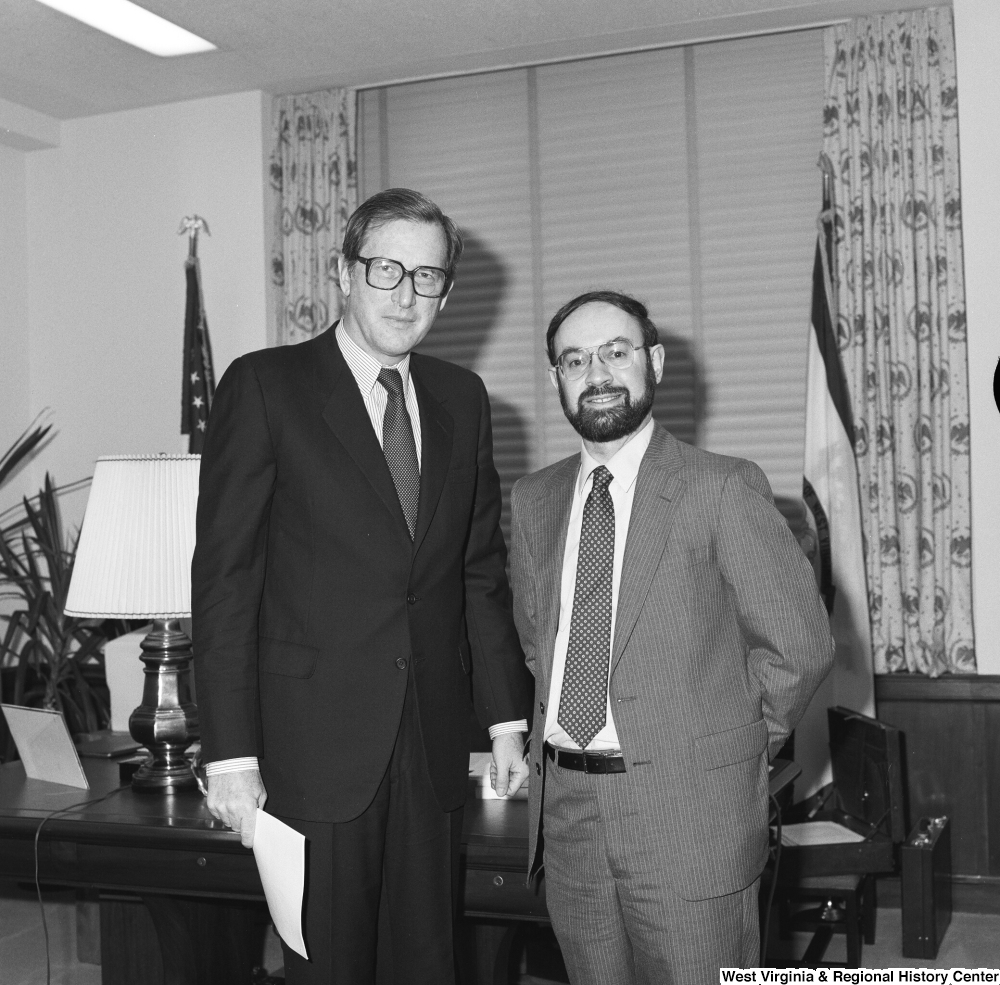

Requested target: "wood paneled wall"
[{"left": 875, "top": 674, "right": 1000, "bottom": 911}]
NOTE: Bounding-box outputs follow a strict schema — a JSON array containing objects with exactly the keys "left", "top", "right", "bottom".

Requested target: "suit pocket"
[
  {"left": 447, "top": 466, "right": 477, "bottom": 483},
  {"left": 259, "top": 637, "right": 319, "bottom": 679},
  {"left": 681, "top": 544, "right": 713, "bottom": 569},
  {"left": 693, "top": 718, "right": 767, "bottom": 771}
]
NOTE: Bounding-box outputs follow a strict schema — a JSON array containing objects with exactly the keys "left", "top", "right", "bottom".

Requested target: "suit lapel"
[
  {"left": 611, "top": 427, "right": 686, "bottom": 675},
  {"left": 532, "top": 457, "right": 579, "bottom": 689},
  {"left": 317, "top": 332, "right": 412, "bottom": 543},
  {"left": 410, "top": 368, "right": 453, "bottom": 554}
]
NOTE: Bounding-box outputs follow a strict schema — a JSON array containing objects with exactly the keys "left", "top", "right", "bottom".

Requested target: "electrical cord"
[{"left": 33, "top": 785, "right": 127, "bottom": 985}]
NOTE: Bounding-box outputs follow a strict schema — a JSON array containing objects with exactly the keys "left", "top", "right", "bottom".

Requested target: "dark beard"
[{"left": 559, "top": 359, "right": 656, "bottom": 443}]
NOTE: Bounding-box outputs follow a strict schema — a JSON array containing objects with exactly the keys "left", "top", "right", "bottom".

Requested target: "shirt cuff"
[
  {"left": 205, "top": 756, "right": 259, "bottom": 776},
  {"left": 488, "top": 720, "right": 528, "bottom": 739}
]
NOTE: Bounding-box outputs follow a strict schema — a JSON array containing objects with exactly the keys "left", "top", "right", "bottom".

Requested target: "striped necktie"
[{"left": 377, "top": 368, "right": 420, "bottom": 539}]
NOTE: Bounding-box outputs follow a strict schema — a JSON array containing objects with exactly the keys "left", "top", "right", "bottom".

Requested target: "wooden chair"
[{"left": 765, "top": 707, "right": 906, "bottom": 968}]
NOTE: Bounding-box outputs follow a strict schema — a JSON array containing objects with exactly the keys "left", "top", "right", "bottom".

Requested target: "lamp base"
[{"left": 128, "top": 619, "right": 200, "bottom": 793}]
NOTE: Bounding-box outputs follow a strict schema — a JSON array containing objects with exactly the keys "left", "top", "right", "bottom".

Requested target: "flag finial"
[{"left": 178, "top": 215, "right": 211, "bottom": 258}]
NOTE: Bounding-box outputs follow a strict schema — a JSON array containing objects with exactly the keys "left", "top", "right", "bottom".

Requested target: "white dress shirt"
[
  {"left": 207, "top": 325, "right": 523, "bottom": 777},
  {"left": 544, "top": 418, "right": 655, "bottom": 752}
]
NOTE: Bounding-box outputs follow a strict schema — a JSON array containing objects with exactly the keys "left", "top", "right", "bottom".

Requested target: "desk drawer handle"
[
  {"left": 197, "top": 857, "right": 207, "bottom": 867},
  {"left": 492, "top": 875, "right": 503, "bottom": 887}
]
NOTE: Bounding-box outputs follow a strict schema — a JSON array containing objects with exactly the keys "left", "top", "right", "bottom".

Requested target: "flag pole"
[{"left": 179, "top": 216, "right": 216, "bottom": 454}]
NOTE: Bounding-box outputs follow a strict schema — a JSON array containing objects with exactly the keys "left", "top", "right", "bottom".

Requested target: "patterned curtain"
[
  {"left": 823, "top": 7, "right": 974, "bottom": 676},
  {"left": 271, "top": 89, "right": 358, "bottom": 346}
]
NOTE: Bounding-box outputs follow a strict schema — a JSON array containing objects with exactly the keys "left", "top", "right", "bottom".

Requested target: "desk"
[
  {"left": 0, "top": 758, "right": 799, "bottom": 984},
  {"left": 0, "top": 758, "right": 538, "bottom": 985}
]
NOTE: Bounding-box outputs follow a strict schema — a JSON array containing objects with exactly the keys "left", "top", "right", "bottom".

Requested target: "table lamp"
[{"left": 65, "top": 454, "right": 201, "bottom": 793}]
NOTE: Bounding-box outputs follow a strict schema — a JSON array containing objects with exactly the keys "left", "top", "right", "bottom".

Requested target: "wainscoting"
[{"left": 875, "top": 674, "right": 1000, "bottom": 912}]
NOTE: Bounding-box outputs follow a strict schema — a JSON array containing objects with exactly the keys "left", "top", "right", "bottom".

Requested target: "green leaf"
[
  {"left": 0, "top": 419, "right": 52, "bottom": 489},
  {"left": 0, "top": 610, "right": 27, "bottom": 662},
  {"left": 1, "top": 449, "right": 112, "bottom": 740}
]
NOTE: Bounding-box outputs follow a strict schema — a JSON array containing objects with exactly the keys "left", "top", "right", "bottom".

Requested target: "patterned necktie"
[
  {"left": 558, "top": 465, "right": 615, "bottom": 750},
  {"left": 377, "top": 368, "right": 420, "bottom": 539}
]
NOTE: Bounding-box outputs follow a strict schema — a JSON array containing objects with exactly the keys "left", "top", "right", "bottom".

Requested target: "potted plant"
[{"left": 0, "top": 423, "right": 125, "bottom": 760}]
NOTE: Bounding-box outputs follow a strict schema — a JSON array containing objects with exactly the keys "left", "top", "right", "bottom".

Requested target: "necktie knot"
[
  {"left": 377, "top": 367, "right": 405, "bottom": 400},
  {"left": 591, "top": 465, "right": 613, "bottom": 494}
]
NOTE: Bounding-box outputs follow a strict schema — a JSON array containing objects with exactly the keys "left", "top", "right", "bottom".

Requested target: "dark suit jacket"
[
  {"left": 192, "top": 326, "right": 529, "bottom": 823},
  {"left": 510, "top": 425, "right": 833, "bottom": 900}
]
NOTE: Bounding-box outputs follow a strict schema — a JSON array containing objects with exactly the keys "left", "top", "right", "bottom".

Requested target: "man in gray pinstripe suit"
[{"left": 509, "top": 290, "right": 833, "bottom": 984}]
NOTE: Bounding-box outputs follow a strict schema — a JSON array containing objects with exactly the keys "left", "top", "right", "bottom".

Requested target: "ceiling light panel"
[{"left": 34, "top": 0, "right": 217, "bottom": 57}]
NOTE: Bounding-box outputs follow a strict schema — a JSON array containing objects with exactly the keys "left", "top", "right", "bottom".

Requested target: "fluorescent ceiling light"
[{"left": 34, "top": 0, "right": 216, "bottom": 57}]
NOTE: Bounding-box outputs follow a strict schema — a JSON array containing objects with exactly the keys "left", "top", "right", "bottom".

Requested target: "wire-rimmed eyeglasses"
[
  {"left": 356, "top": 255, "right": 449, "bottom": 298},
  {"left": 553, "top": 340, "right": 649, "bottom": 381}
]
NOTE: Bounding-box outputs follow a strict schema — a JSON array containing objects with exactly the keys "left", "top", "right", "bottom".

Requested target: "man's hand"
[
  {"left": 206, "top": 770, "right": 267, "bottom": 848},
  {"left": 490, "top": 732, "right": 529, "bottom": 798}
]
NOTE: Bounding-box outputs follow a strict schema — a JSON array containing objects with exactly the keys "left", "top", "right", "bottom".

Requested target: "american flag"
[{"left": 181, "top": 256, "right": 216, "bottom": 453}]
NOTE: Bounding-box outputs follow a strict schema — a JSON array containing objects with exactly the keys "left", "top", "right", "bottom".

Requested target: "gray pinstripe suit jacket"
[{"left": 510, "top": 424, "right": 833, "bottom": 901}]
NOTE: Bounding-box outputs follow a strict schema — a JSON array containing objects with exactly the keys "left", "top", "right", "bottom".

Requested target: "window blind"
[
  {"left": 533, "top": 48, "right": 693, "bottom": 465},
  {"left": 692, "top": 32, "right": 823, "bottom": 501},
  {"left": 359, "top": 28, "right": 824, "bottom": 532},
  {"left": 359, "top": 73, "right": 536, "bottom": 533}
]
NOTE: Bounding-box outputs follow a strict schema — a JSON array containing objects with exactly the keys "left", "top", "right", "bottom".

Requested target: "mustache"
[{"left": 579, "top": 384, "right": 629, "bottom": 402}]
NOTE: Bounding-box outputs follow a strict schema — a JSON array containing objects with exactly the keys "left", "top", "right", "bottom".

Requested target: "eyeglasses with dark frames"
[
  {"left": 553, "top": 340, "right": 649, "bottom": 381},
  {"left": 356, "top": 255, "right": 449, "bottom": 298}
]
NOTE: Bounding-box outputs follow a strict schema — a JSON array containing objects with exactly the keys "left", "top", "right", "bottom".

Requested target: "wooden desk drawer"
[
  {"left": 463, "top": 866, "right": 548, "bottom": 921},
  {"left": 71, "top": 843, "right": 263, "bottom": 898}
]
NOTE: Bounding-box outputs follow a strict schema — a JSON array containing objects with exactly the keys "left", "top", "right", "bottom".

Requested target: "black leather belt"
[{"left": 545, "top": 743, "right": 627, "bottom": 774}]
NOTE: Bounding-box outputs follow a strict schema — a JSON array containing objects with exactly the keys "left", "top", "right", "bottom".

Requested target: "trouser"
[
  {"left": 277, "top": 674, "right": 463, "bottom": 985},
  {"left": 542, "top": 755, "right": 760, "bottom": 985}
]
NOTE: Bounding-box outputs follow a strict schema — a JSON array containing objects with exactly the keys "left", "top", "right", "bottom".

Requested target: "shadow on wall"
[
  {"left": 650, "top": 329, "right": 806, "bottom": 546},
  {"left": 416, "top": 232, "right": 529, "bottom": 538},
  {"left": 652, "top": 326, "right": 707, "bottom": 448}
]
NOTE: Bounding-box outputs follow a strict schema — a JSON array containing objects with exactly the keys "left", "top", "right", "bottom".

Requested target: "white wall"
[
  {"left": 24, "top": 90, "right": 270, "bottom": 531},
  {"left": 954, "top": 0, "right": 1000, "bottom": 675},
  {"left": 0, "top": 143, "right": 32, "bottom": 516}
]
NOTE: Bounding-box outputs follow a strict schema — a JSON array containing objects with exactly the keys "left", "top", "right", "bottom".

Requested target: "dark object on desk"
[
  {"left": 901, "top": 816, "right": 952, "bottom": 958},
  {"left": 75, "top": 730, "right": 142, "bottom": 758},
  {"left": 772, "top": 706, "right": 905, "bottom": 968},
  {"left": 125, "top": 620, "right": 200, "bottom": 792},
  {"left": 118, "top": 752, "right": 152, "bottom": 784}
]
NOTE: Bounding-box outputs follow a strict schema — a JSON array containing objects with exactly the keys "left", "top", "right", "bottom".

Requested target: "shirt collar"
[
  {"left": 577, "top": 417, "right": 655, "bottom": 496},
  {"left": 335, "top": 321, "right": 412, "bottom": 396}
]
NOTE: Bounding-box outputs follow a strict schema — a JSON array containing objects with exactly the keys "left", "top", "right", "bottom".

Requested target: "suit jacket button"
[
  {"left": 535, "top": 763, "right": 541, "bottom": 776},
  {"left": 396, "top": 657, "right": 407, "bottom": 670},
  {"left": 406, "top": 593, "right": 417, "bottom": 605},
  {"left": 539, "top": 702, "right": 545, "bottom": 714}
]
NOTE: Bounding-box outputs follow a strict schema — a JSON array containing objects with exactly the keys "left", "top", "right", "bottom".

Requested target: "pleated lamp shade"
[{"left": 65, "top": 455, "right": 201, "bottom": 619}]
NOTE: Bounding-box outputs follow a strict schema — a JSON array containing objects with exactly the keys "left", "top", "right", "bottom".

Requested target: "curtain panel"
[
  {"left": 271, "top": 89, "right": 358, "bottom": 346},
  {"left": 823, "top": 7, "right": 974, "bottom": 675}
]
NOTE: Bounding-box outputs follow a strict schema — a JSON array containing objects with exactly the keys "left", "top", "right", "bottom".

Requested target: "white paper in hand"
[{"left": 252, "top": 809, "right": 308, "bottom": 959}]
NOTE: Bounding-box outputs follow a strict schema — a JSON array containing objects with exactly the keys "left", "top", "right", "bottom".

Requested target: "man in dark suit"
[
  {"left": 192, "top": 188, "right": 530, "bottom": 985},
  {"left": 509, "top": 290, "right": 833, "bottom": 984}
]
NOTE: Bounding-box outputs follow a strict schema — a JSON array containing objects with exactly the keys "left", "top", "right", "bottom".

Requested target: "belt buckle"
[{"left": 584, "top": 755, "right": 602, "bottom": 775}]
